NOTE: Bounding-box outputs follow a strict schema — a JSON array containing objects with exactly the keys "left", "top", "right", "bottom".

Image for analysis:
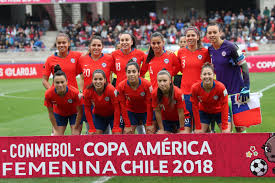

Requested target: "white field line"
[
  {"left": 0, "top": 88, "right": 42, "bottom": 100},
  {"left": 92, "top": 176, "right": 113, "bottom": 183},
  {"left": 257, "top": 82, "right": 275, "bottom": 93}
]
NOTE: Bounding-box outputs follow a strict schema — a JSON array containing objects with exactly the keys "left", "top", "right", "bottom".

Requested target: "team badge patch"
[
  {"left": 71, "top": 58, "right": 75, "bottom": 63},
  {"left": 68, "top": 99, "right": 73, "bottom": 103},
  {"left": 140, "top": 92, "right": 145, "bottom": 96},
  {"left": 213, "top": 95, "right": 218, "bottom": 100},
  {"left": 164, "top": 59, "right": 169, "bottom": 64},
  {"left": 222, "top": 51, "right": 226, "bottom": 57},
  {"left": 102, "top": 63, "right": 107, "bottom": 68},
  {"left": 198, "top": 55, "right": 202, "bottom": 60},
  {"left": 105, "top": 97, "right": 110, "bottom": 101},
  {"left": 132, "top": 57, "right": 137, "bottom": 62}
]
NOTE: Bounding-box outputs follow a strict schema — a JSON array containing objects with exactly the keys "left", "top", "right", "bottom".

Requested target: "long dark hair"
[
  {"left": 120, "top": 32, "right": 137, "bottom": 49},
  {"left": 87, "top": 69, "right": 107, "bottom": 91},
  {"left": 184, "top": 26, "right": 203, "bottom": 49},
  {"left": 53, "top": 64, "right": 67, "bottom": 80},
  {"left": 146, "top": 32, "right": 165, "bottom": 63},
  {"left": 157, "top": 69, "right": 174, "bottom": 107},
  {"left": 56, "top": 32, "right": 71, "bottom": 51}
]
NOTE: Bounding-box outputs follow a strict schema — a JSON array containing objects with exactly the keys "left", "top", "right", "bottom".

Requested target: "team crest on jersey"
[
  {"left": 68, "top": 99, "right": 73, "bottom": 103},
  {"left": 222, "top": 51, "right": 227, "bottom": 57},
  {"left": 71, "top": 58, "right": 75, "bottom": 63},
  {"left": 213, "top": 95, "right": 219, "bottom": 100},
  {"left": 105, "top": 97, "right": 110, "bottom": 101},
  {"left": 164, "top": 59, "right": 169, "bottom": 64},
  {"left": 132, "top": 57, "right": 137, "bottom": 62},
  {"left": 140, "top": 92, "right": 145, "bottom": 96},
  {"left": 102, "top": 62, "right": 107, "bottom": 68},
  {"left": 197, "top": 55, "right": 203, "bottom": 60}
]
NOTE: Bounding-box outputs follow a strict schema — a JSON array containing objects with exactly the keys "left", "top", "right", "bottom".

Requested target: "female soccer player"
[
  {"left": 173, "top": 35, "right": 186, "bottom": 88},
  {"left": 112, "top": 32, "right": 146, "bottom": 86},
  {"left": 140, "top": 32, "right": 181, "bottom": 89},
  {"left": 117, "top": 60, "right": 154, "bottom": 134},
  {"left": 83, "top": 69, "right": 121, "bottom": 134},
  {"left": 178, "top": 36, "right": 187, "bottom": 48},
  {"left": 44, "top": 65, "right": 82, "bottom": 136},
  {"left": 152, "top": 69, "right": 190, "bottom": 134},
  {"left": 42, "top": 33, "right": 82, "bottom": 90},
  {"left": 78, "top": 36, "right": 114, "bottom": 91},
  {"left": 207, "top": 23, "right": 250, "bottom": 133},
  {"left": 177, "top": 27, "right": 211, "bottom": 133},
  {"left": 191, "top": 63, "right": 230, "bottom": 133}
]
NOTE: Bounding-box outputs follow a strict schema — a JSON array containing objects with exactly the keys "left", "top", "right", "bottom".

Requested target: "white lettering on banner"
[
  {"left": 4, "top": 67, "right": 37, "bottom": 77},
  {"left": 83, "top": 142, "right": 129, "bottom": 156},
  {"left": 121, "top": 160, "right": 168, "bottom": 174},
  {"left": 0, "top": 68, "right": 3, "bottom": 77},
  {"left": 256, "top": 61, "right": 275, "bottom": 69},
  {"left": 10, "top": 143, "right": 74, "bottom": 158},
  {"left": 134, "top": 139, "right": 212, "bottom": 156},
  {"left": 173, "top": 160, "right": 213, "bottom": 174}
]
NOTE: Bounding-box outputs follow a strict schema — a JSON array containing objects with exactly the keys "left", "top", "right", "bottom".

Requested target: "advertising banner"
[
  {"left": 0, "top": 133, "right": 275, "bottom": 178},
  {"left": 0, "top": 0, "right": 51, "bottom": 4},
  {"left": 246, "top": 55, "right": 275, "bottom": 72},
  {"left": 0, "top": 63, "right": 44, "bottom": 79}
]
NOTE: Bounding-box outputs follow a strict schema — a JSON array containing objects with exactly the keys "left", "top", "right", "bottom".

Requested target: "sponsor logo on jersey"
[
  {"left": 140, "top": 92, "right": 145, "bottom": 96},
  {"left": 164, "top": 59, "right": 169, "bottom": 64},
  {"left": 71, "top": 58, "right": 75, "bottom": 63},
  {"left": 222, "top": 51, "right": 226, "bottom": 57},
  {"left": 198, "top": 55, "right": 202, "bottom": 60},
  {"left": 105, "top": 97, "right": 110, "bottom": 101},
  {"left": 132, "top": 57, "right": 137, "bottom": 62},
  {"left": 213, "top": 95, "right": 218, "bottom": 100},
  {"left": 102, "top": 63, "right": 107, "bottom": 68},
  {"left": 68, "top": 99, "right": 73, "bottom": 103}
]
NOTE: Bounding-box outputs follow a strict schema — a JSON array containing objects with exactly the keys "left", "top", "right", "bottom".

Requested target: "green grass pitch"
[{"left": 0, "top": 72, "right": 275, "bottom": 183}]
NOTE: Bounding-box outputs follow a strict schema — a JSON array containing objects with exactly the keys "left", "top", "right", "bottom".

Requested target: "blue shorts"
[
  {"left": 54, "top": 113, "right": 77, "bottom": 126},
  {"left": 163, "top": 120, "right": 180, "bottom": 133},
  {"left": 184, "top": 94, "right": 193, "bottom": 128},
  {"left": 93, "top": 114, "right": 114, "bottom": 131},
  {"left": 199, "top": 111, "right": 222, "bottom": 125},
  {"left": 127, "top": 111, "right": 146, "bottom": 125}
]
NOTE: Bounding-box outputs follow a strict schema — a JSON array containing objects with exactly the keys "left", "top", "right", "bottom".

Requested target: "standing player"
[
  {"left": 177, "top": 27, "right": 211, "bottom": 133},
  {"left": 112, "top": 33, "right": 146, "bottom": 86},
  {"left": 207, "top": 23, "right": 250, "bottom": 133},
  {"left": 191, "top": 63, "right": 230, "bottom": 133},
  {"left": 83, "top": 70, "right": 121, "bottom": 134},
  {"left": 178, "top": 36, "right": 187, "bottom": 49},
  {"left": 42, "top": 33, "right": 81, "bottom": 90},
  {"left": 152, "top": 69, "right": 190, "bottom": 134},
  {"left": 140, "top": 32, "right": 181, "bottom": 89},
  {"left": 44, "top": 65, "right": 82, "bottom": 135},
  {"left": 117, "top": 60, "right": 154, "bottom": 134}
]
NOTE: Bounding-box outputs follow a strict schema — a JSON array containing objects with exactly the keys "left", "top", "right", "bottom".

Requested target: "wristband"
[{"left": 179, "top": 127, "right": 185, "bottom": 131}]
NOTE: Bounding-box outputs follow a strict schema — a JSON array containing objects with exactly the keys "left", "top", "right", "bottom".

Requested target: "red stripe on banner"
[
  {"left": 0, "top": 134, "right": 274, "bottom": 178},
  {"left": 0, "top": 0, "right": 51, "bottom": 4},
  {"left": 246, "top": 55, "right": 275, "bottom": 73},
  {"left": 0, "top": 64, "right": 44, "bottom": 79},
  {"left": 233, "top": 108, "right": 262, "bottom": 127}
]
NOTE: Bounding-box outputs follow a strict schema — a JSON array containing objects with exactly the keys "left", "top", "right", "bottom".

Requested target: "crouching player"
[
  {"left": 44, "top": 65, "right": 82, "bottom": 135},
  {"left": 117, "top": 60, "right": 154, "bottom": 134},
  {"left": 152, "top": 69, "right": 190, "bottom": 134},
  {"left": 191, "top": 63, "right": 230, "bottom": 133},
  {"left": 83, "top": 69, "right": 121, "bottom": 134}
]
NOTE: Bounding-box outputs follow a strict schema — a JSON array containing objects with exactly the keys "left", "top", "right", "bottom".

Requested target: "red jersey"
[
  {"left": 83, "top": 84, "right": 120, "bottom": 132},
  {"left": 44, "top": 85, "right": 81, "bottom": 116},
  {"left": 152, "top": 86, "right": 189, "bottom": 121},
  {"left": 117, "top": 77, "right": 153, "bottom": 127},
  {"left": 177, "top": 47, "right": 211, "bottom": 94},
  {"left": 190, "top": 80, "right": 228, "bottom": 130},
  {"left": 140, "top": 52, "right": 181, "bottom": 89},
  {"left": 43, "top": 51, "right": 82, "bottom": 89},
  {"left": 78, "top": 53, "right": 114, "bottom": 90},
  {"left": 111, "top": 49, "right": 146, "bottom": 85}
]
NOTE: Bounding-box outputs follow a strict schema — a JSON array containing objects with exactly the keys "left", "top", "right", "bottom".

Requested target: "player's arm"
[
  {"left": 47, "top": 107, "right": 58, "bottom": 131},
  {"left": 177, "top": 108, "right": 185, "bottom": 133},
  {"left": 83, "top": 91, "right": 96, "bottom": 134},
  {"left": 42, "top": 75, "right": 51, "bottom": 89},
  {"left": 117, "top": 85, "right": 131, "bottom": 128},
  {"left": 42, "top": 59, "right": 52, "bottom": 90},
  {"left": 79, "top": 74, "right": 84, "bottom": 91},
  {"left": 72, "top": 105, "right": 83, "bottom": 135},
  {"left": 154, "top": 106, "right": 165, "bottom": 134},
  {"left": 190, "top": 87, "right": 202, "bottom": 133},
  {"left": 172, "top": 54, "right": 181, "bottom": 76},
  {"left": 111, "top": 89, "right": 122, "bottom": 134},
  {"left": 220, "top": 88, "right": 229, "bottom": 133}
]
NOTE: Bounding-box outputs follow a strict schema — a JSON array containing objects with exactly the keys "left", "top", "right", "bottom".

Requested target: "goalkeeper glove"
[{"left": 239, "top": 86, "right": 250, "bottom": 103}]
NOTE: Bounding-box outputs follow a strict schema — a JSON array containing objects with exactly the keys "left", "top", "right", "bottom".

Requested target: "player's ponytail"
[
  {"left": 120, "top": 32, "right": 137, "bottom": 49},
  {"left": 146, "top": 32, "right": 165, "bottom": 63},
  {"left": 53, "top": 64, "right": 67, "bottom": 80},
  {"left": 157, "top": 69, "right": 175, "bottom": 107}
]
